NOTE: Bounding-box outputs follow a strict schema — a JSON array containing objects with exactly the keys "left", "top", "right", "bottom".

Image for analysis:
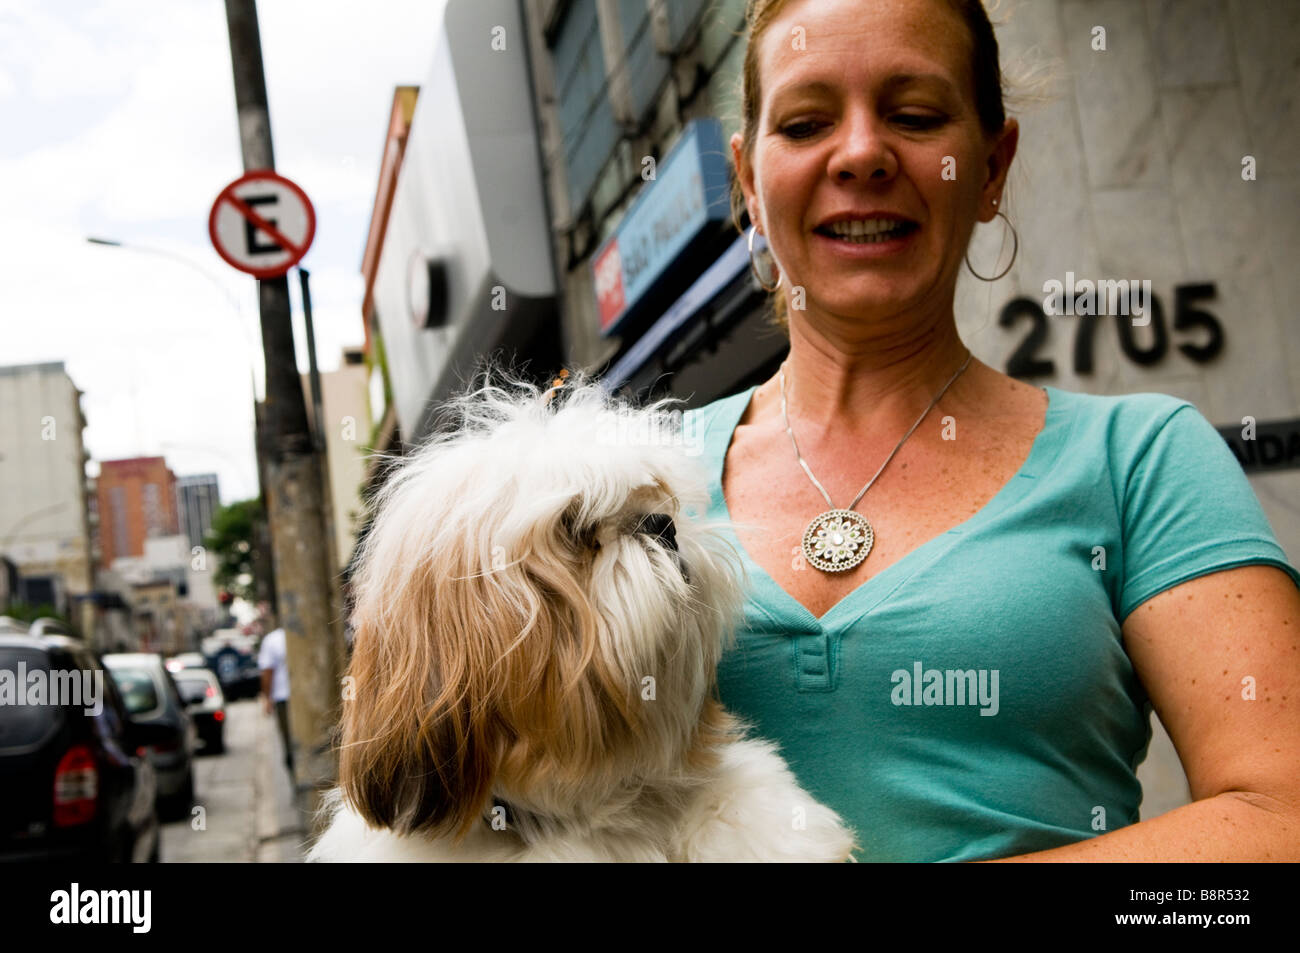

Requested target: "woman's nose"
[{"left": 827, "top": 110, "right": 897, "bottom": 182}]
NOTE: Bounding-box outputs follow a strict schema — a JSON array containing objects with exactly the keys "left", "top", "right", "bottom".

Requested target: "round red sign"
[{"left": 209, "top": 170, "right": 315, "bottom": 278}]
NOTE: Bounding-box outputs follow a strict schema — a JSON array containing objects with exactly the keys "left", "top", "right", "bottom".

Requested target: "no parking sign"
[{"left": 209, "top": 170, "right": 315, "bottom": 278}]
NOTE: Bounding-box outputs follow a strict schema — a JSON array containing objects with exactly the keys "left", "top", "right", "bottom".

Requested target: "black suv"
[
  {"left": 102, "top": 654, "right": 197, "bottom": 819},
  {"left": 0, "top": 625, "right": 161, "bottom": 862}
]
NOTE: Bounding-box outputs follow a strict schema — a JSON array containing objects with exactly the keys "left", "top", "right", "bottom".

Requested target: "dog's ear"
[
  {"left": 338, "top": 485, "right": 654, "bottom": 840},
  {"left": 336, "top": 511, "right": 628, "bottom": 841},
  {"left": 337, "top": 528, "right": 504, "bottom": 841}
]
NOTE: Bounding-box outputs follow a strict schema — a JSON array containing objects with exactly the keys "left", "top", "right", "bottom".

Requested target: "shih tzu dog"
[{"left": 307, "top": 374, "right": 856, "bottom": 862}]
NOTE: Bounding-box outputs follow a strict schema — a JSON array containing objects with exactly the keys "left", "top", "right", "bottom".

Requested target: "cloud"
[{"left": 1, "top": 0, "right": 444, "bottom": 507}]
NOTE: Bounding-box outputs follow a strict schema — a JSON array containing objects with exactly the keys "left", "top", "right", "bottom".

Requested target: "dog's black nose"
[{"left": 635, "top": 513, "right": 677, "bottom": 553}]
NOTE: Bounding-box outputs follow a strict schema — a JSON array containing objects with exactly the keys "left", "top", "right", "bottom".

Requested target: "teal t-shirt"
[{"left": 684, "top": 384, "right": 1300, "bottom": 862}]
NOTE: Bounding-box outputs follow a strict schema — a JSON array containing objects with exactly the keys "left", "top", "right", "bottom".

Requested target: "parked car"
[
  {"left": 165, "top": 652, "right": 209, "bottom": 675},
  {"left": 172, "top": 669, "right": 225, "bottom": 754},
  {"left": 0, "top": 627, "right": 160, "bottom": 862},
  {"left": 102, "top": 654, "right": 197, "bottom": 820},
  {"left": 237, "top": 651, "right": 261, "bottom": 697},
  {"left": 26, "top": 617, "right": 75, "bottom": 639},
  {"left": 202, "top": 631, "right": 261, "bottom": 700}
]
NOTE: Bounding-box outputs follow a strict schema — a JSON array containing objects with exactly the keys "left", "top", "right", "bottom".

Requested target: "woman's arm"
[{"left": 982, "top": 564, "right": 1300, "bottom": 862}]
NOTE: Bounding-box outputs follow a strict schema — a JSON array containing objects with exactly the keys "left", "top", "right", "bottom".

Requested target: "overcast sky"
[{"left": 1, "top": 0, "right": 445, "bottom": 502}]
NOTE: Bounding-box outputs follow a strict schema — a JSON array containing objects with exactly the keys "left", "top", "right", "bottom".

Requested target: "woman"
[{"left": 685, "top": 0, "right": 1300, "bottom": 861}]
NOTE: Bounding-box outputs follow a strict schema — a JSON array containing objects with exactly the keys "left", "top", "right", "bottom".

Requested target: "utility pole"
[{"left": 223, "top": 0, "right": 345, "bottom": 827}]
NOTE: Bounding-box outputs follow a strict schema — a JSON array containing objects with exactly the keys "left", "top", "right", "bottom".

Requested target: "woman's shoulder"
[
  {"left": 683, "top": 386, "right": 756, "bottom": 423},
  {"left": 1045, "top": 385, "right": 1247, "bottom": 509},
  {"left": 681, "top": 387, "right": 757, "bottom": 450},
  {"left": 1047, "top": 384, "right": 1207, "bottom": 454},
  {"left": 1049, "top": 383, "right": 1193, "bottom": 416}
]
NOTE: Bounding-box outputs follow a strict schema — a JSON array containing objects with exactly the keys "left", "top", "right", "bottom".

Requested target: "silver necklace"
[{"left": 779, "top": 351, "right": 974, "bottom": 573}]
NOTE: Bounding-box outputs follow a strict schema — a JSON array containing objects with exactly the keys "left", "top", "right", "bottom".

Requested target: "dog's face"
[{"left": 339, "top": 380, "right": 744, "bottom": 838}]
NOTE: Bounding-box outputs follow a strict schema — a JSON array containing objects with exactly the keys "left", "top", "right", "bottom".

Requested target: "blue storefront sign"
[{"left": 591, "top": 118, "right": 731, "bottom": 336}]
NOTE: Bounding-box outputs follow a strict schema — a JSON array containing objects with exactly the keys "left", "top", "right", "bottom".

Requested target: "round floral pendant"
[{"left": 802, "top": 509, "right": 874, "bottom": 573}]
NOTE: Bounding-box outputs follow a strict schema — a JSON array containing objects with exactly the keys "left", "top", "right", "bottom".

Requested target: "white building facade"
[{"left": 0, "top": 362, "right": 95, "bottom": 635}]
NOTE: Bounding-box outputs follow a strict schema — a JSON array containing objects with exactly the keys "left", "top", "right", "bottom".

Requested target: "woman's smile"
[{"left": 811, "top": 219, "right": 922, "bottom": 259}]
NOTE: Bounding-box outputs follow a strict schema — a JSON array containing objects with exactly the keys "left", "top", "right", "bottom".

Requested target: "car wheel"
[
  {"left": 163, "top": 770, "right": 195, "bottom": 821},
  {"left": 113, "top": 829, "right": 133, "bottom": 863}
]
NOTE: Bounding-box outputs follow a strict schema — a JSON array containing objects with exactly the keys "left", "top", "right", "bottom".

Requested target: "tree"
[
  {"left": 206, "top": 498, "right": 263, "bottom": 603},
  {"left": 0, "top": 602, "right": 77, "bottom": 635}
]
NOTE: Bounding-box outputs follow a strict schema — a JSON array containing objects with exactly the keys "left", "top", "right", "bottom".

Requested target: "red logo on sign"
[{"left": 593, "top": 239, "right": 626, "bottom": 331}]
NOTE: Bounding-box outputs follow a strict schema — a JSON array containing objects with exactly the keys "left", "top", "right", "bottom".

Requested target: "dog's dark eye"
[
  {"left": 634, "top": 513, "right": 677, "bottom": 554},
  {"left": 576, "top": 525, "right": 600, "bottom": 552},
  {"left": 560, "top": 502, "right": 600, "bottom": 552}
]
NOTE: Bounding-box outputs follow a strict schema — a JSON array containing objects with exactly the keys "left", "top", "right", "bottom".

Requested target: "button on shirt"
[
  {"left": 257, "top": 627, "right": 290, "bottom": 703},
  {"left": 684, "top": 384, "right": 1300, "bottom": 862}
]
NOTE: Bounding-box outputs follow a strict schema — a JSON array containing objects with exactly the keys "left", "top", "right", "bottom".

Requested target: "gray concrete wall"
[{"left": 959, "top": 0, "right": 1299, "bottom": 818}]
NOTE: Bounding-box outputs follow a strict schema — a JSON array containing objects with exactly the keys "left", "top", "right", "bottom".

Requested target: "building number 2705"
[{"left": 1002, "top": 282, "right": 1224, "bottom": 378}]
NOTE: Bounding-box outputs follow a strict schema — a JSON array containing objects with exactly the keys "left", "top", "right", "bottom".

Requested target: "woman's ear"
[
  {"left": 980, "top": 118, "right": 1019, "bottom": 222},
  {"left": 731, "top": 131, "right": 759, "bottom": 229}
]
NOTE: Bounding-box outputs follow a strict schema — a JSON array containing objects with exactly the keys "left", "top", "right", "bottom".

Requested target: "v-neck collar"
[{"left": 704, "top": 383, "right": 1072, "bottom": 632}]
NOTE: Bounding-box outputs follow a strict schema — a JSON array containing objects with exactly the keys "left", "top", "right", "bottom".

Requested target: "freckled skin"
[
  {"left": 744, "top": 0, "right": 1001, "bottom": 321},
  {"left": 726, "top": 0, "right": 1300, "bottom": 861},
  {"left": 724, "top": 0, "right": 1033, "bottom": 619}
]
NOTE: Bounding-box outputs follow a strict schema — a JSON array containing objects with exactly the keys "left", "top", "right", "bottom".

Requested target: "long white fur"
[
  {"left": 307, "top": 374, "right": 857, "bottom": 862},
  {"left": 309, "top": 738, "right": 854, "bottom": 862}
]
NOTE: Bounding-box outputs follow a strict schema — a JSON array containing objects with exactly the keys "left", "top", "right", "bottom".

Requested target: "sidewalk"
[
  {"left": 159, "top": 698, "right": 309, "bottom": 862},
  {"left": 255, "top": 698, "right": 310, "bottom": 862}
]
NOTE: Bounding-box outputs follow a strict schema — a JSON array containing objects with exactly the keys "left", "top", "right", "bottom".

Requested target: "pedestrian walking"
[{"left": 258, "top": 619, "right": 293, "bottom": 781}]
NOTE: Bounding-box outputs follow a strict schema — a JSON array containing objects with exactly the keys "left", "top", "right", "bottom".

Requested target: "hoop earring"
[
  {"left": 964, "top": 210, "right": 1018, "bottom": 282},
  {"left": 748, "top": 224, "right": 782, "bottom": 293}
]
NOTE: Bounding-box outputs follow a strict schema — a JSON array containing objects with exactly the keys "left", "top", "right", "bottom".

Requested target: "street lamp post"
[
  {"left": 0, "top": 502, "right": 73, "bottom": 559},
  {"left": 84, "top": 234, "right": 265, "bottom": 490},
  {"left": 85, "top": 236, "right": 263, "bottom": 404},
  {"left": 84, "top": 234, "right": 277, "bottom": 621}
]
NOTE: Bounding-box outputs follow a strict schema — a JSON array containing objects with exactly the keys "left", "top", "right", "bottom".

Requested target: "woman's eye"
[
  {"left": 782, "top": 115, "right": 944, "bottom": 138},
  {"left": 780, "top": 121, "right": 821, "bottom": 140},
  {"left": 894, "top": 113, "right": 946, "bottom": 129}
]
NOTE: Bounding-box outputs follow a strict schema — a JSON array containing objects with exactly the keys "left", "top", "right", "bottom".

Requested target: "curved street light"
[
  {"left": 0, "top": 501, "right": 73, "bottom": 558},
  {"left": 84, "top": 236, "right": 264, "bottom": 497},
  {"left": 85, "top": 236, "right": 262, "bottom": 402}
]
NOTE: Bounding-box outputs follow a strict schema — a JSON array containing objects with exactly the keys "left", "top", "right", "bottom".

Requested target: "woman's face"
[{"left": 733, "top": 0, "right": 1018, "bottom": 329}]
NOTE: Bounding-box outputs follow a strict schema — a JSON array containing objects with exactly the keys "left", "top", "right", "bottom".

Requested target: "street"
[
  {"left": 0, "top": 0, "right": 1294, "bottom": 888},
  {"left": 160, "top": 698, "right": 307, "bottom": 863}
]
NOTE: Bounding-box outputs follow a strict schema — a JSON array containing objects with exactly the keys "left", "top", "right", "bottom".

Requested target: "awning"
[{"left": 603, "top": 231, "right": 752, "bottom": 391}]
